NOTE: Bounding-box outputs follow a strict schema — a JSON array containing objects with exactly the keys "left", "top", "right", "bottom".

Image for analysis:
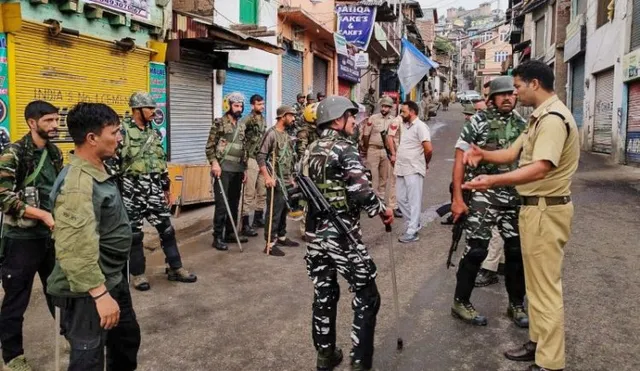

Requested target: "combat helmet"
[
  {"left": 488, "top": 76, "right": 515, "bottom": 99},
  {"left": 315, "top": 96, "right": 359, "bottom": 126},
  {"left": 129, "top": 91, "right": 156, "bottom": 109},
  {"left": 223, "top": 92, "right": 245, "bottom": 113},
  {"left": 303, "top": 102, "right": 320, "bottom": 124}
]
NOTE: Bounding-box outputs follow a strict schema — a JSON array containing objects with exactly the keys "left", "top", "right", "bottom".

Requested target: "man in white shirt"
[{"left": 393, "top": 101, "right": 433, "bottom": 243}]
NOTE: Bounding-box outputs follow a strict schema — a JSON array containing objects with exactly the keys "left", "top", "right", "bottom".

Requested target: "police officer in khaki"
[
  {"left": 363, "top": 97, "right": 395, "bottom": 203},
  {"left": 385, "top": 114, "right": 403, "bottom": 218},
  {"left": 462, "top": 60, "right": 579, "bottom": 371}
]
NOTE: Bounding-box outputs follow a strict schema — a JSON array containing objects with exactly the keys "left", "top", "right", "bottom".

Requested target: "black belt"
[{"left": 520, "top": 196, "right": 571, "bottom": 206}]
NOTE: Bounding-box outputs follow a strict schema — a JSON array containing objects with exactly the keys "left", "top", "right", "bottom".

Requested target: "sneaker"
[
  {"left": 167, "top": 267, "right": 197, "bottom": 283},
  {"left": 3, "top": 355, "right": 32, "bottom": 371},
  {"left": 475, "top": 268, "right": 499, "bottom": 287},
  {"left": 132, "top": 275, "right": 150, "bottom": 291},
  {"left": 316, "top": 347, "right": 343, "bottom": 371},
  {"left": 507, "top": 302, "right": 529, "bottom": 328},
  {"left": 451, "top": 299, "right": 487, "bottom": 326},
  {"left": 277, "top": 237, "right": 300, "bottom": 247},
  {"left": 263, "top": 244, "right": 285, "bottom": 257},
  {"left": 393, "top": 208, "right": 403, "bottom": 218},
  {"left": 398, "top": 232, "right": 419, "bottom": 243}
]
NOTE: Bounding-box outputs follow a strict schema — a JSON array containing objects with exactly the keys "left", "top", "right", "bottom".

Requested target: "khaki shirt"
[
  {"left": 514, "top": 95, "right": 580, "bottom": 196},
  {"left": 386, "top": 116, "right": 402, "bottom": 146},
  {"left": 364, "top": 113, "right": 395, "bottom": 147}
]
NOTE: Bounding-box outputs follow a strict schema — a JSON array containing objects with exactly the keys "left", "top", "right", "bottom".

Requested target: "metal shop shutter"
[
  {"left": 222, "top": 69, "right": 268, "bottom": 118},
  {"left": 626, "top": 80, "right": 640, "bottom": 164},
  {"left": 281, "top": 44, "right": 303, "bottom": 106},
  {"left": 13, "top": 22, "right": 149, "bottom": 161},
  {"left": 570, "top": 57, "right": 585, "bottom": 127},
  {"left": 593, "top": 69, "right": 614, "bottom": 154},
  {"left": 313, "top": 56, "right": 328, "bottom": 95},
  {"left": 632, "top": 0, "right": 640, "bottom": 50},
  {"left": 338, "top": 80, "right": 352, "bottom": 98},
  {"left": 168, "top": 57, "right": 213, "bottom": 164}
]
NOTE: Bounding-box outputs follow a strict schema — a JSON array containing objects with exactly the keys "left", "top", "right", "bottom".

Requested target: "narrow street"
[{"left": 11, "top": 104, "right": 640, "bottom": 371}]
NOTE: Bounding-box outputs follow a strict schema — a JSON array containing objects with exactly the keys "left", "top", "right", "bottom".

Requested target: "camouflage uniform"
[
  {"left": 205, "top": 114, "right": 247, "bottom": 248},
  {"left": 453, "top": 107, "right": 527, "bottom": 313},
  {"left": 302, "top": 127, "right": 386, "bottom": 369},
  {"left": 362, "top": 91, "right": 377, "bottom": 116},
  {"left": 240, "top": 112, "right": 267, "bottom": 234},
  {"left": 115, "top": 116, "right": 187, "bottom": 282},
  {"left": 0, "top": 134, "right": 62, "bottom": 365}
]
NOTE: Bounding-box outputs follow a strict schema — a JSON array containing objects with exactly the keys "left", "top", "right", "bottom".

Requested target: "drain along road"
[{"left": 10, "top": 104, "right": 640, "bottom": 371}]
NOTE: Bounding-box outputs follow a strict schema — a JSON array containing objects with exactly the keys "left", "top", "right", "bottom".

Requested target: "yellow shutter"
[{"left": 12, "top": 22, "right": 149, "bottom": 160}]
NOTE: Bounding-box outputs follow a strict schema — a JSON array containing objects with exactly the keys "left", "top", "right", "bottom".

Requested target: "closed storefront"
[
  {"left": 168, "top": 56, "right": 213, "bottom": 164},
  {"left": 626, "top": 80, "right": 640, "bottom": 164},
  {"left": 282, "top": 43, "right": 303, "bottom": 106},
  {"left": 222, "top": 68, "right": 268, "bottom": 117},
  {"left": 593, "top": 69, "right": 614, "bottom": 154},
  {"left": 313, "top": 55, "right": 329, "bottom": 95},
  {"left": 570, "top": 56, "right": 585, "bottom": 127},
  {"left": 11, "top": 22, "right": 149, "bottom": 159},
  {"left": 337, "top": 54, "right": 359, "bottom": 100}
]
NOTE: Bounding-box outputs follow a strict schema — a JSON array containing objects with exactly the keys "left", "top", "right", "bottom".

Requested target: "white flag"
[{"left": 397, "top": 39, "right": 438, "bottom": 93}]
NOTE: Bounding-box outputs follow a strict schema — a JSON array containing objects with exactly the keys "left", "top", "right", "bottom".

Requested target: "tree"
[
  {"left": 464, "top": 16, "right": 473, "bottom": 29},
  {"left": 434, "top": 37, "right": 455, "bottom": 54}
]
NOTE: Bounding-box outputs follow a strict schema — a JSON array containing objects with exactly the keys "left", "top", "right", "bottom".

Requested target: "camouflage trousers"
[
  {"left": 454, "top": 193, "right": 525, "bottom": 305},
  {"left": 305, "top": 228, "right": 381, "bottom": 369},
  {"left": 122, "top": 174, "right": 182, "bottom": 275}
]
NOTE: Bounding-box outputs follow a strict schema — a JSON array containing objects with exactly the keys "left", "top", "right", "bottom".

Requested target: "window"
[
  {"left": 597, "top": 0, "right": 611, "bottom": 27},
  {"left": 494, "top": 51, "right": 509, "bottom": 62},
  {"left": 632, "top": 0, "right": 640, "bottom": 49},
  {"left": 535, "top": 17, "right": 546, "bottom": 57},
  {"left": 500, "top": 31, "right": 509, "bottom": 41},
  {"left": 240, "top": 0, "right": 258, "bottom": 25},
  {"left": 572, "top": 0, "right": 587, "bottom": 19}
]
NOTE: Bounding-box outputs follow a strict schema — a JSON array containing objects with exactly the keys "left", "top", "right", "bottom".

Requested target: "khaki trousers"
[
  {"left": 387, "top": 166, "right": 397, "bottom": 209},
  {"left": 242, "top": 158, "right": 266, "bottom": 216},
  {"left": 519, "top": 201, "right": 574, "bottom": 370},
  {"left": 481, "top": 227, "right": 505, "bottom": 271},
  {"left": 366, "top": 147, "right": 389, "bottom": 200}
]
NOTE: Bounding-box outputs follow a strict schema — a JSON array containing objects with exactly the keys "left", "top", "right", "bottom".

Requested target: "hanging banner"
[
  {"left": 336, "top": 5, "right": 377, "bottom": 51},
  {"left": 0, "top": 33, "right": 9, "bottom": 140},
  {"left": 149, "top": 62, "right": 168, "bottom": 151},
  {"left": 84, "top": 0, "right": 150, "bottom": 20},
  {"left": 334, "top": 33, "right": 349, "bottom": 57},
  {"left": 337, "top": 54, "right": 360, "bottom": 83}
]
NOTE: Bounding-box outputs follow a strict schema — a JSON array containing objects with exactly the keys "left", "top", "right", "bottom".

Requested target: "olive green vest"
[{"left": 121, "top": 119, "right": 167, "bottom": 176}]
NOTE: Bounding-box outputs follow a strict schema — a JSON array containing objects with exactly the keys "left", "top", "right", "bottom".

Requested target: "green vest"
[
  {"left": 214, "top": 117, "right": 245, "bottom": 165},
  {"left": 121, "top": 118, "right": 167, "bottom": 176}
]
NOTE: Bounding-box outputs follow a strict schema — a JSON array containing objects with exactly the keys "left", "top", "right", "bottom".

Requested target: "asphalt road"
[{"left": 10, "top": 104, "right": 640, "bottom": 371}]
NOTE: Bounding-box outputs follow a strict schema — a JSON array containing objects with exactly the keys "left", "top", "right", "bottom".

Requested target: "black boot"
[
  {"left": 225, "top": 234, "right": 249, "bottom": 243},
  {"left": 252, "top": 210, "right": 265, "bottom": 228},
  {"left": 212, "top": 237, "right": 228, "bottom": 251},
  {"left": 241, "top": 216, "right": 258, "bottom": 237},
  {"left": 475, "top": 268, "right": 499, "bottom": 287},
  {"left": 317, "top": 347, "right": 343, "bottom": 371},
  {"left": 504, "top": 341, "right": 536, "bottom": 362}
]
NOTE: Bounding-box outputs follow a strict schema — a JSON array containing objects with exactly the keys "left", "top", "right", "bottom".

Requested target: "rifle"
[
  {"left": 380, "top": 129, "right": 392, "bottom": 160},
  {"left": 265, "top": 162, "right": 294, "bottom": 211},
  {"left": 446, "top": 190, "right": 471, "bottom": 269},
  {"left": 290, "top": 174, "right": 367, "bottom": 262}
]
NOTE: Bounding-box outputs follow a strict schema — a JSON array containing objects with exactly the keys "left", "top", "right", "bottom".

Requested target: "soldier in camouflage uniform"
[
  {"left": 206, "top": 92, "right": 249, "bottom": 251},
  {"left": 300, "top": 96, "right": 394, "bottom": 371},
  {"left": 257, "top": 105, "right": 300, "bottom": 257},
  {"left": 450, "top": 76, "right": 528, "bottom": 327},
  {"left": 239, "top": 94, "right": 267, "bottom": 237},
  {"left": 116, "top": 92, "right": 196, "bottom": 291},
  {"left": 0, "top": 101, "right": 62, "bottom": 371},
  {"left": 306, "top": 93, "right": 316, "bottom": 105},
  {"left": 362, "top": 87, "right": 377, "bottom": 116},
  {"left": 292, "top": 93, "right": 306, "bottom": 120},
  {"left": 296, "top": 102, "right": 320, "bottom": 240}
]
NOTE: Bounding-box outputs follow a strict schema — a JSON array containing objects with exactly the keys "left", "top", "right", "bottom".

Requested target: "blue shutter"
[
  {"left": 282, "top": 45, "right": 303, "bottom": 105},
  {"left": 223, "top": 69, "right": 268, "bottom": 117}
]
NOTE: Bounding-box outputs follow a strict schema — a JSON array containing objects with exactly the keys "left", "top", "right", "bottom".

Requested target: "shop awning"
[
  {"left": 170, "top": 11, "right": 283, "bottom": 55},
  {"left": 278, "top": 7, "right": 334, "bottom": 43}
]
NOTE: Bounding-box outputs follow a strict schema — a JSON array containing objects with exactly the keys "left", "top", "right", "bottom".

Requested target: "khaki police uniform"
[
  {"left": 385, "top": 116, "right": 402, "bottom": 209},
  {"left": 513, "top": 95, "right": 580, "bottom": 370},
  {"left": 363, "top": 113, "right": 395, "bottom": 200}
]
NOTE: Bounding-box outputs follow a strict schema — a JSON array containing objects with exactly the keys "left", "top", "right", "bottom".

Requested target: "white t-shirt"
[{"left": 395, "top": 117, "right": 431, "bottom": 177}]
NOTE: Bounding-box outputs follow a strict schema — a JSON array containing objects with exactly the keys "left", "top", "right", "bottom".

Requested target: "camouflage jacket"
[
  {"left": 295, "top": 122, "right": 320, "bottom": 160},
  {"left": 205, "top": 114, "right": 247, "bottom": 173},
  {"left": 455, "top": 107, "right": 526, "bottom": 206},
  {"left": 241, "top": 112, "right": 266, "bottom": 160},
  {"left": 301, "top": 128, "right": 386, "bottom": 240},
  {"left": 257, "top": 126, "right": 295, "bottom": 180},
  {"left": 111, "top": 117, "right": 170, "bottom": 191},
  {"left": 0, "top": 133, "right": 63, "bottom": 218}
]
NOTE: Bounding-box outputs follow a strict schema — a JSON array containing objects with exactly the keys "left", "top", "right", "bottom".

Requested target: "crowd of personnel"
[{"left": 0, "top": 60, "right": 578, "bottom": 371}]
